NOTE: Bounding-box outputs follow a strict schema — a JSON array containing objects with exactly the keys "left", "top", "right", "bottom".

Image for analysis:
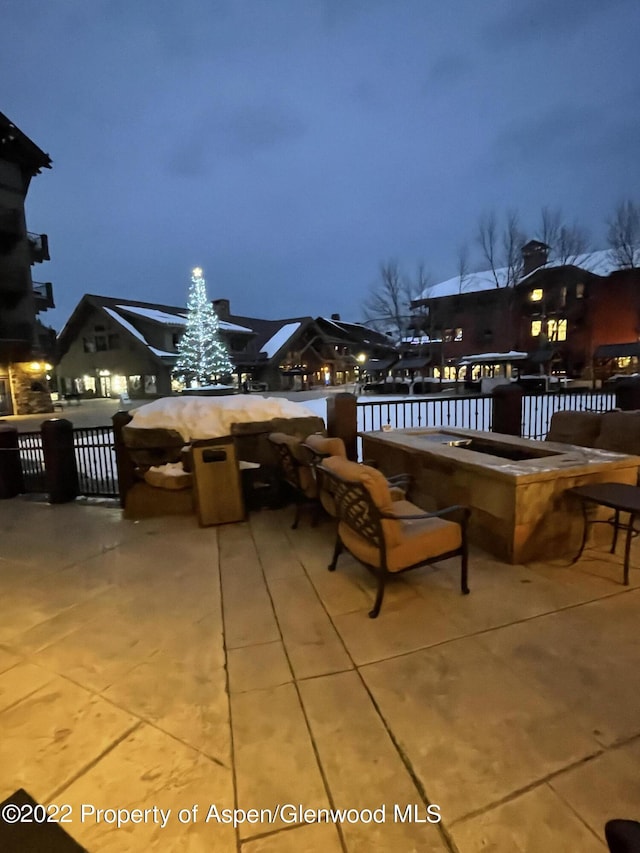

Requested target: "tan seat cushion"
[
  {"left": 303, "top": 434, "right": 347, "bottom": 458},
  {"left": 143, "top": 464, "right": 193, "bottom": 491},
  {"left": 546, "top": 411, "right": 603, "bottom": 447},
  {"left": 339, "top": 499, "right": 461, "bottom": 572}
]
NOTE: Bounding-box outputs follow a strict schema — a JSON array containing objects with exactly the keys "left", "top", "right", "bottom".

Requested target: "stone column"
[
  {"left": 326, "top": 393, "right": 358, "bottom": 461},
  {"left": 492, "top": 384, "right": 523, "bottom": 437},
  {"left": 41, "top": 418, "right": 79, "bottom": 503},
  {"left": 0, "top": 425, "right": 25, "bottom": 498},
  {"left": 112, "top": 410, "right": 135, "bottom": 507}
]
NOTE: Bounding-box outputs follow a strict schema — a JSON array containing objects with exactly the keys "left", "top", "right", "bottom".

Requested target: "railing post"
[
  {"left": 0, "top": 425, "right": 25, "bottom": 498},
  {"left": 491, "top": 384, "right": 523, "bottom": 437},
  {"left": 326, "top": 393, "right": 358, "bottom": 461},
  {"left": 41, "top": 418, "right": 79, "bottom": 503},
  {"left": 614, "top": 378, "right": 640, "bottom": 411},
  {"left": 112, "top": 410, "right": 135, "bottom": 507}
]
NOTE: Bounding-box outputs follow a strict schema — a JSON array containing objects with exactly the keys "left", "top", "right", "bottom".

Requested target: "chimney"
[
  {"left": 212, "top": 298, "right": 230, "bottom": 319},
  {"left": 331, "top": 313, "right": 341, "bottom": 321},
  {"left": 521, "top": 240, "right": 550, "bottom": 277}
]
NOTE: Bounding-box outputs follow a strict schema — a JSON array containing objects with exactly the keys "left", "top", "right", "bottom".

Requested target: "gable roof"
[{"left": 0, "top": 112, "right": 52, "bottom": 174}]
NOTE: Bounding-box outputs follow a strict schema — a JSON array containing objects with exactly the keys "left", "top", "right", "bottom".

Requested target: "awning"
[
  {"left": 362, "top": 357, "right": 398, "bottom": 372},
  {"left": 458, "top": 351, "right": 528, "bottom": 366},
  {"left": 593, "top": 343, "right": 640, "bottom": 360},
  {"left": 394, "top": 356, "right": 431, "bottom": 370}
]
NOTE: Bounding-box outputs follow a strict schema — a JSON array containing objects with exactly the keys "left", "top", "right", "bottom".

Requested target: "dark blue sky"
[{"left": 4, "top": 0, "right": 639, "bottom": 332}]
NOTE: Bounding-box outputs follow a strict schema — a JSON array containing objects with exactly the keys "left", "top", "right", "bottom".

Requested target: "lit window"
[
  {"left": 576, "top": 283, "right": 584, "bottom": 298},
  {"left": 530, "top": 288, "right": 543, "bottom": 302},
  {"left": 531, "top": 320, "right": 542, "bottom": 337},
  {"left": 617, "top": 357, "right": 632, "bottom": 368},
  {"left": 548, "top": 319, "right": 567, "bottom": 341},
  {"left": 454, "top": 328, "right": 463, "bottom": 341}
]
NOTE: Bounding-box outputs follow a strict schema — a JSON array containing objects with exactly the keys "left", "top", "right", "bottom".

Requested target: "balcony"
[
  {"left": 33, "top": 280, "right": 54, "bottom": 311},
  {"left": 27, "top": 232, "right": 50, "bottom": 264}
]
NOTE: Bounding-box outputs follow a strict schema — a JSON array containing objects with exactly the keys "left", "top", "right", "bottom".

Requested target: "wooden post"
[
  {"left": 41, "top": 418, "right": 79, "bottom": 503},
  {"left": 0, "top": 425, "right": 24, "bottom": 498},
  {"left": 112, "top": 410, "right": 135, "bottom": 507},
  {"left": 326, "top": 393, "right": 358, "bottom": 461},
  {"left": 492, "top": 384, "right": 523, "bottom": 437}
]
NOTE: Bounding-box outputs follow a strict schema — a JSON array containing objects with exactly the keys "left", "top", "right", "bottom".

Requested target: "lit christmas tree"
[{"left": 173, "top": 267, "right": 234, "bottom": 387}]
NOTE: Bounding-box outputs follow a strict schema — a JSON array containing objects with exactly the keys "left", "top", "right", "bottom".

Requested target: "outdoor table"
[{"left": 568, "top": 482, "right": 640, "bottom": 584}]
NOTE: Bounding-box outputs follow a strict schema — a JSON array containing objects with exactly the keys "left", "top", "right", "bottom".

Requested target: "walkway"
[{"left": 0, "top": 497, "right": 639, "bottom": 851}]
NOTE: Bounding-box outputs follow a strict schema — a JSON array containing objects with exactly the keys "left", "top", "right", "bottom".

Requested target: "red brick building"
[{"left": 410, "top": 247, "right": 640, "bottom": 384}]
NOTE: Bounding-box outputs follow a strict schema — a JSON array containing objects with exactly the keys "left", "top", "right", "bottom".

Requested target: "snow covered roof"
[
  {"left": 458, "top": 350, "right": 528, "bottom": 365},
  {"left": 116, "top": 305, "right": 187, "bottom": 325},
  {"left": 115, "top": 303, "right": 253, "bottom": 334},
  {"left": 128, "top": 394, "right": 319, "bottom": 441},
  {"left": 102, "top": 307, "right": 176, "bottom": 358},
  {"left": 260, "top": 322, "right": 302, "bottom": 358},
  {"left": 420, "top": 249, "right": 621, "bottom": 301},
  {"left": 518, "top": 249, "right": 618, "bottom": 282}
]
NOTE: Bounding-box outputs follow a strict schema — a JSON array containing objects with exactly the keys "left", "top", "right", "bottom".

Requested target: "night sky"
[{"left": 4, "top": 0, "right": 639, "bottom": 333}]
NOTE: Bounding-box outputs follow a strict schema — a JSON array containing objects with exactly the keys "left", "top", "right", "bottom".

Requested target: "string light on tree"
[{"left": 173, "top": 267, "right": 234, "bottom": 388}]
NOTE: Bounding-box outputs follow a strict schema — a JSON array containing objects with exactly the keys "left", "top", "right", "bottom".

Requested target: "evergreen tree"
[{"left": 174, "top": 267, "right": 234, "bottom": 387}]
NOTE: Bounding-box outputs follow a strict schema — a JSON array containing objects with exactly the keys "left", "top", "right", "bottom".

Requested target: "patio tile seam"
[
  {"left": 446, "top": 746, "right": 610, "bottom": 828},
  {"left": 45, "top": 719, "right": 143, "bottom": 803},
  {"left": 277, "top": 521, "right": 457, "bottom": 853},
  {"left": 218, "top": 531, "right": 257, "bottom": 853},
  {"left": 353, "top": 584, "right": 640, "bottom": 670},
  {"left": 548, "top": 776, "right": 618, "bottom": 848},
  {"left": 246, "top": 523, "right": 349, "bottom": 853},
  {"left": 347, "top": 663, "right": 460, "bottom": 853},
  {"left": 90, "top": 688, "right": 232, "bottom": 770},
  {"left": 0, "top": 666, "right": 57, "bottom": 716}
]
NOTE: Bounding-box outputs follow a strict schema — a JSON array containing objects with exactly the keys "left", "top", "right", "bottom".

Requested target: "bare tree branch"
[
  {"left": 607, "top": 200, "right": 640, "bottom": 268},
  {"left": 536, "top": 206, "right": 590, "bottom": 265},
  {"left": 477, "top": 209, "right": 523, "bottom": 287},
  {"left": 362, "top": 260, "right": 426, "bottom": 340}
]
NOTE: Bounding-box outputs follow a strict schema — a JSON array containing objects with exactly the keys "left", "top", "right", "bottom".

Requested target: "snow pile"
[{"left": 128, "top": 395, "right": 320, "bottom": 441}]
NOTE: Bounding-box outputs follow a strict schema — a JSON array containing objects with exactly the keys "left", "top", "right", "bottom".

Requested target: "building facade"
[
  {"left": 410, "top": 246, "right": 640, "bottom": 385},
  {"left": 0, "top": 112, "right": 55, "bottom": 415},
  {"left": 56, "top": 296, "right": 397, "bottom": 399}
]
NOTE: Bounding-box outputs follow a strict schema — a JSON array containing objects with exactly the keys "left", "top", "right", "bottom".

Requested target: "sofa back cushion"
[
  {"left": 545, "top": 411, "right": 603, "bottom": 447},
  {"left": 594, "top": 411, "right": 640, "bottom": 456}
]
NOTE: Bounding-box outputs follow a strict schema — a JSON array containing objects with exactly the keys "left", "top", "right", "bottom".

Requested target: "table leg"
[{"left": 623, "top": 513, "right": 635, "bottom": 586}]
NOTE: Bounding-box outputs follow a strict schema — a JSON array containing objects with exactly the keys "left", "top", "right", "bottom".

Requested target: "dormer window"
[
  {"left": 530, "top": 288, "right": 543, "bottom": 302},
  {"left": 576, "top": 282, "right": 585, "bottom": 298}
]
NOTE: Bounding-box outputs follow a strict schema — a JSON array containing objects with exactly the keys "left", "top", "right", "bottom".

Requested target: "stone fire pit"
[{"left": 361, "top": 427, "right": 640, "bottom": 563}]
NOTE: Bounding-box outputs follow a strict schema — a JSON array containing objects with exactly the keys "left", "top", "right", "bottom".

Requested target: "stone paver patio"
[{"left": 1, "top": 496, "right": 639, "bottom": 852}]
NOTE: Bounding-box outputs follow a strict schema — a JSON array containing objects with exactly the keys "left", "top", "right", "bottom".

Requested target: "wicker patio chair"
[
  {"left": 301, "top": 433, "right": 411, "bottom": 518},
  {"left": 318, "top": 455, "right": 470, "bottom": 618},
  {"left": 267, "top": 432, "right": 322, "bottom": 528}
]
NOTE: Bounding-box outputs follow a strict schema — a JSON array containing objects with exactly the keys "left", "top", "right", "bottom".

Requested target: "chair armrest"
[{"left": 381, "top": 504, "right": 470, "bottom": 525}]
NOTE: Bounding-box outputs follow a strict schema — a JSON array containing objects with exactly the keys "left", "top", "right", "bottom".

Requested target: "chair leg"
[
  {"left": 291, "top": 501, "right": 301, "bottom": 530},
  {"left": 460, "top": 543, "right": 470, "bottom": 595},
  {"left": 369, "top": 570, "right": 387, "bottom": 618},
  {"left": 328, "top": 536, "right": 343, "bottom": 571},
  {"left": 611, "top": 509, "right": 621, "bottom": 553}
]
